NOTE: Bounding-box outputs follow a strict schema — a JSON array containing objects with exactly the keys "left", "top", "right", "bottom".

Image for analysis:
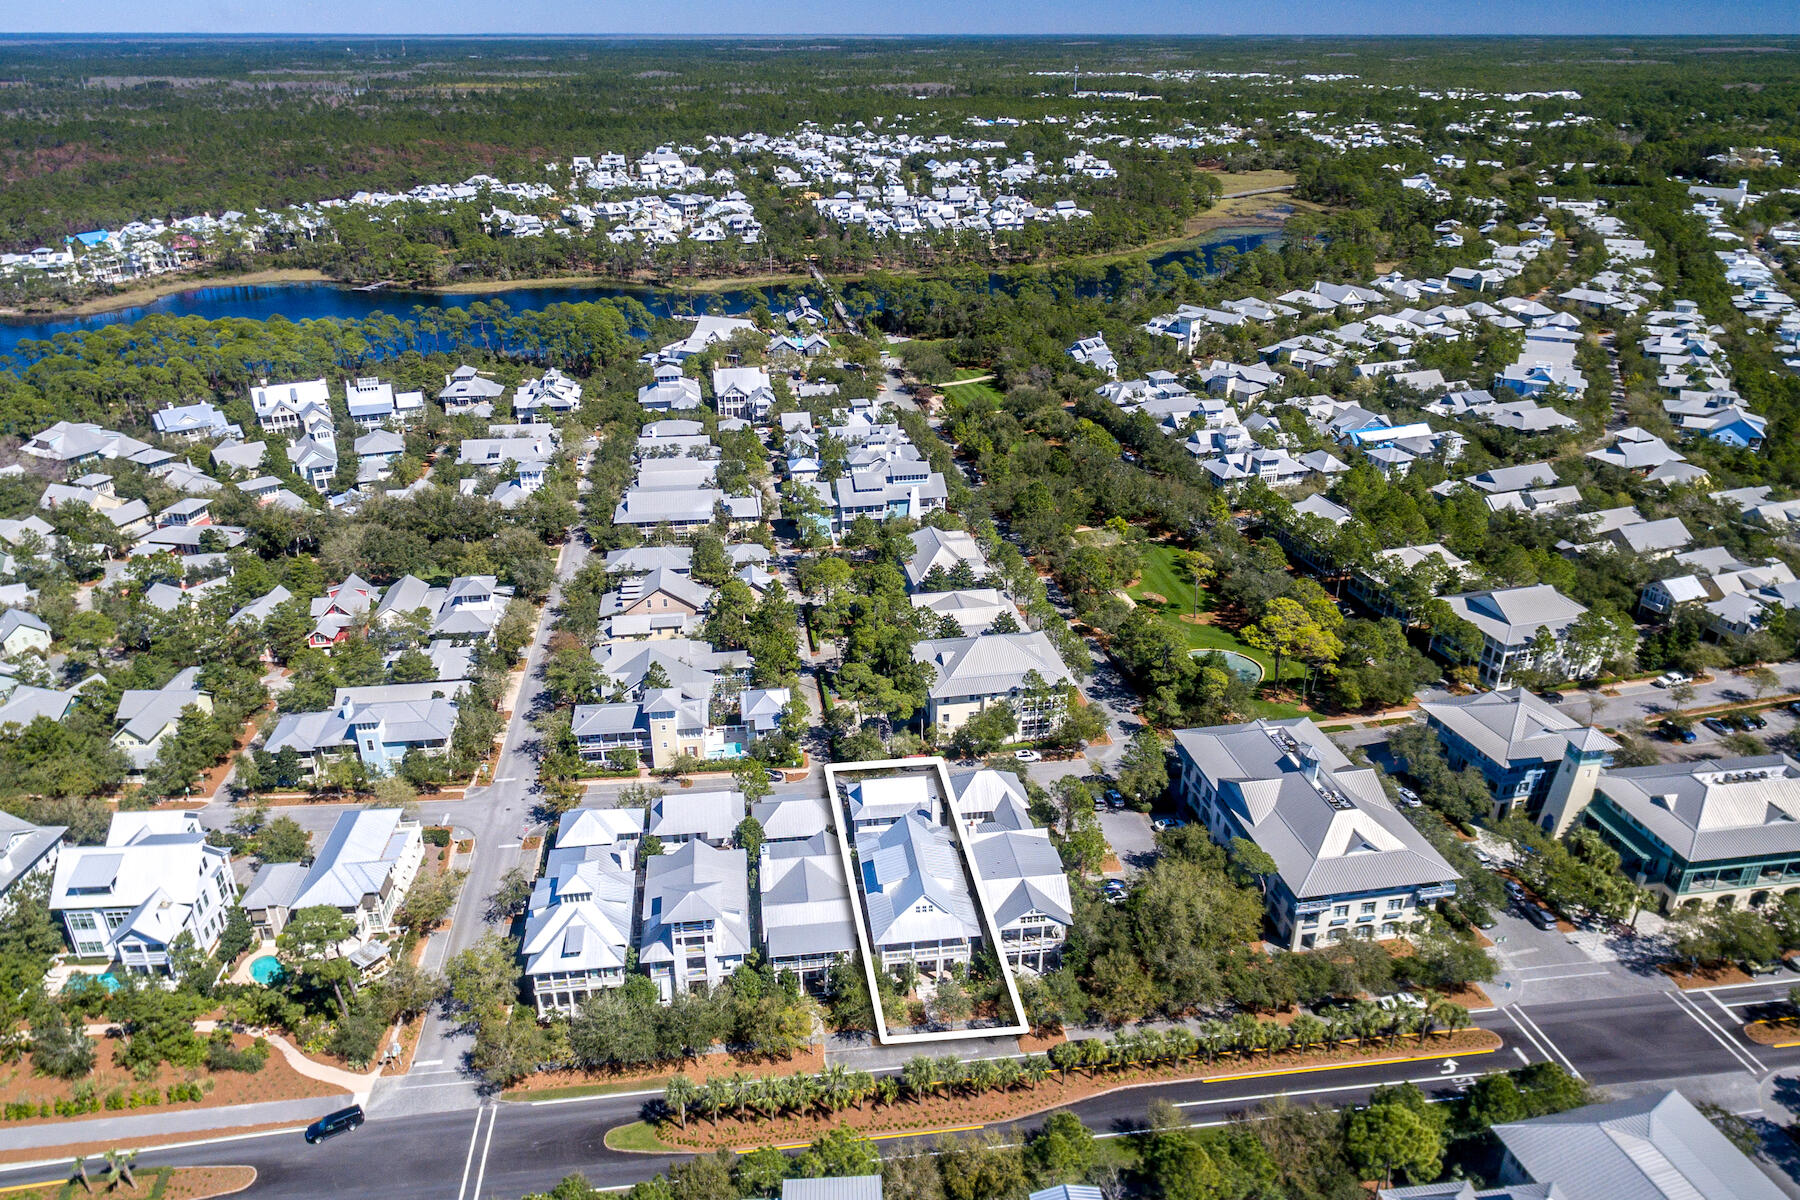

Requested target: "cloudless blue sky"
[{"left": 9, "top": 0, "right": 1800, "bottom": 36}]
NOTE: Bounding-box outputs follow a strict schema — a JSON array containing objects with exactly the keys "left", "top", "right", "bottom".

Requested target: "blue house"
[{"left": 1419, "top": 688, "right": 1612, "bottom": 821}]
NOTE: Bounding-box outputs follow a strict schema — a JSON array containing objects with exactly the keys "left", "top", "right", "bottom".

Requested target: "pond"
[
  {"left": 0, "top": 227, "right": 1283, "bottom": 363},
  {"left": 1190, "top": 648, "right": 1266, "bottom": 684},
  {"left": 249, "top": 955, "right": 285, "bottom": 986}
]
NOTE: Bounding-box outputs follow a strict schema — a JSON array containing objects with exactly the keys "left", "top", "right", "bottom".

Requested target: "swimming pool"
[
  {"left": 1189, "top": 648, "right": 1266, "bottom": 684},
  {"left": 249, "top": 955, "right": 284, "bottom": 985}
]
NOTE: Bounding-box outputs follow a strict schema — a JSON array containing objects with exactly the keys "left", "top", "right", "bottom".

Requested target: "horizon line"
[{"left": 3, "top": 30, "right": 1799, "bottom": 39}]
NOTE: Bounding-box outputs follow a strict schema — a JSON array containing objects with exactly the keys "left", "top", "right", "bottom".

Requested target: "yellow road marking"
[{"left": 1204, "top": 1045, "right": 1497, "bottom": 1083}]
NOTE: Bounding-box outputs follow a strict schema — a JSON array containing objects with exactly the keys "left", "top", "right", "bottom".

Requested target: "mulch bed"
[
  {"left": 0, "top": 1166, "right": 257, "bottom": 1199},
  {"left": 1746, "top": 1020, "right": 1800, "bottom": 1047},
  {"left": 647, "top": 1028, "right": 1501, "bottom": 1151},
  {"left": 1660, "top": 962, "right": 1753, "bottom": 989},
  {"left": 0, "top": 1033, "right": 342, "bottom": 1130},
  {"left": 504, "top": 1043, "right": 825, "bottom": 1097}
]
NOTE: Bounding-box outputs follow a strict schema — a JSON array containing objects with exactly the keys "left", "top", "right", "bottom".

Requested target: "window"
[
  {"left": 1332, "top": 904, "right": 1348, "bottom": 918},
  {"left": 1387, "top": 897, "right": 1405, "bottom": 911},
  {"left": 1359, "top": 901, "right": 1376, "bottom": 915}
]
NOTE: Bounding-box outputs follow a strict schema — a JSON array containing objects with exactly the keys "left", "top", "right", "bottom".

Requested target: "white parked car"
[
  {"left": 1653, "top": 671, "right": 1690, "bottom": 689},
  {"left": 1375, "top": 991, "right": 1424, "bottom": 1012},
  {"left": 1014, "top": 749, "right": 1042, "bottom": 763}
]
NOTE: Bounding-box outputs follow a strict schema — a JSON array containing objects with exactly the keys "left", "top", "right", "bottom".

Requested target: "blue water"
[
  {"left": 1190, "top": 648, "right": 1266, "bottom": 684},
  {"left": 0, "top": 229, "right": 1281, "bottom": 363},
  {"left": 249, "top": 955, "right": 284, "bottom": 985}
]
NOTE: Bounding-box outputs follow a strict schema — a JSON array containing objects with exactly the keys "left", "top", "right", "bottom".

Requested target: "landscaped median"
[
  {"left": 0, "top": 1165, "right": 256, "bottom": 1200},
  {"left": 604, "top": 1026, "right": 1501, "bottom": 1154},
  {"left": 1745, "top": 1018, "right": 1800, "bottom": 1049}
]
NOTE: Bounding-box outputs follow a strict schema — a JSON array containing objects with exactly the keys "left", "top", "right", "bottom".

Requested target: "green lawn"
[
  {"left": 604, "top": 1121, "right": 676, "bottom": 1152},
  {"left": 1125, "top": 542, "right": 1308, "bottom": 719},
  {"left": 941, "top": 368, "right": 1004, "bottom": 407}
]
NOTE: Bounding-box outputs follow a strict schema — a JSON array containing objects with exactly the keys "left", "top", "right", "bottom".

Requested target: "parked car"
[
  {"left": 1653, "top": 671, "right": 1690, "bottom": 689},
  {"left": 1524, "top": 906, "right": 1559, "bottom": 931},
  {"left": 1375, "top": 991, "right": 1423, "bottom": 1011},
  {"left": 1740, "top": 712, "right": 1767, "bottom": 730},
  {"left": 1702, "top": 717, "right": 1734, "bottom": 735},
  {"left": 1014, "top": 749, "right": 1043, "bottom": 764},
  {"left": 1394, "top": 786, "right": 1421, "bottom": 808},
  {"left": 1105, "top": 789, "right": 1125, "bottom": 809},
  {"left": 1659, "top": 721, "right": 1698, "bottom": 744},
  {"left": 305, "top": 1105, "right": 365, "bottom": 1144},
  {"left": 1782, "top": 956, "right": 1800, "bottom": 975},
  {"left": 1788, "top": 701, "right": 1800, "bottom": 719}
]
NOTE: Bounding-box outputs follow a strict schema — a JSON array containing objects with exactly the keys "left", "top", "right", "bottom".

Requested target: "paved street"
[{"left": 12, "top": 979, "right": 1800, "bottom": 1199}]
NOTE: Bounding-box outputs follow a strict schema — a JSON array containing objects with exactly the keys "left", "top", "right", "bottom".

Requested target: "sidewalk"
[{"left": 2, "top": 1094, "right": 347, "bottom": 1152}]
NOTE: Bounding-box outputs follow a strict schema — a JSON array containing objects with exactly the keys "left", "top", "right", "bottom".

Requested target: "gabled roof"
[
  {"left": 1421, "top": 688, "right": 1610, "bottom": 769},
  {"left": 912, "top": 631, "right": 1073, "bottom": 700}
]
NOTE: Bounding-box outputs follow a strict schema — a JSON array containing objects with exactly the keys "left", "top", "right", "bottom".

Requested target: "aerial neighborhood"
[{"left": 3, "top": 29, "right": 1800, "bottom": 1200}]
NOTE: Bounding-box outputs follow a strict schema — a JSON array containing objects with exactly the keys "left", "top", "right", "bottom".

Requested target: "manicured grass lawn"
[
  {"left": 605, "top": 1121, "right": 676, "bottom": 1152},
  {"left": 1125, "top": 542, "right": 1308, "bottom": 719},
  {"left": 941, "top": 367, "right": 1004, "bottom": 407}
]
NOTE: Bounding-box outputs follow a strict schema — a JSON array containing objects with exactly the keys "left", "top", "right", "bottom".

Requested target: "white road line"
[
  {"left": 1507, "top": 969, "right": 1612, "bottom": 982},
  {"left": 455, "top": 1106, "right": 486, "bottom": 1200},
  {"left": 470, "top": 1105, "right": 498, "bottom": 1200},
  {"left": 412, "top": 1058, "right": 444, "bottom": 1067},
  {"left": 1511, "top": 1047, "right": 1529, "bottom": 1065},
  {"left": 1511, "top": 1007, "right": 1582, "bottom": 1078},
  {"left": 1709, "top": 991, "right": 1746, "bottom": 1026},
  {"left": 1694, "top": 978, "right": 1800, "bottom": 995},
  {"left": 1666, "top": 992, "right": 1763, "bottom": 1075},
  {"left": 1502, "top": 1006, "right": 1556, "bottom": 1066},
  {"left": 1685, "top": 992, "right": 1767, "bottom": 1072},
  {"left": 1173, "top": 1071, "right": 1455, "bottom": 1110}
]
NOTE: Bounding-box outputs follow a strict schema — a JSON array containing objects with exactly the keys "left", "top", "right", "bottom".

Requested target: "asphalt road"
[{"left": 14, "top": 979, "right": 1800, "bottom": 1200}]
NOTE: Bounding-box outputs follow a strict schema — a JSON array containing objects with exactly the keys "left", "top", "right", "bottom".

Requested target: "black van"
[{"left": 305, "top": 1104, "right": 365, "bottom": 1144}]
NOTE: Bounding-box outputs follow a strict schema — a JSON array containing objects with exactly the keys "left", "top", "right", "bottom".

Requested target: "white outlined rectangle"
[{"left": 823, "top": 756, "right": 1030, "bottom": 1045}]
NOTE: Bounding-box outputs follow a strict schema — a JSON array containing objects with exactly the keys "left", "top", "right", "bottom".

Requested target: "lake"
[{"left": 0, "top": 228, "right": 1280, "bottom": 362}]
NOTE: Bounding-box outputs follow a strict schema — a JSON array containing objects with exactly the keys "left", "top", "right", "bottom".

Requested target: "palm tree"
[
  {"left": 663, "top": 1075, "right": 698, "bottom": 1129},
  {"left": 848, "top": 1069, "right": 876, "bottom": 1109},
  {"left": 1166, "top": 1028, "right": 1198, "bottom": 1063},
  {"left": 1289, "top": 1013, "right": 1328, "bottom": 1052},
  {"left": 818, "top": 1063, "right": 851, "bottom": 1115},
  {"left": 874, "top": 1075, "right": 900, "bottom": 1107},
  {"left": 901, "top": 1055, "right": 938, "bottom": 1099},
  {"left": 698, "top": 1079, "right": 725, "bottom": 1125},
  {"left": 1022, "top": 1055, "right": 1051, "bottom": 1090},
  {"left": 69, "top": 1156, "right": 91, "bottom": 1194},
  {"left": 967, "top": 1057, "right": 999, "bottom": 1095},
  {"left": 1436, "top": 1001, "right": 1472, "bottom": 1042},
  {"left": 1196, "top": 1019, "right": 1229, "bottom": 1063},
  {"left": 1048, "top": 1040, "right": 1080, "bottom": 1082},
  {"left": 728, "top": 1073, "right": 752, "bottom": 1120},
  {"left": 1228, "top": 1013, "right": 1263, "bottom": 1057}
]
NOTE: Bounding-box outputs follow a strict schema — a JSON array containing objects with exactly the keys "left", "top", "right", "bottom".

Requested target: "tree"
[
  {"left": 1748, "top": 665, "right": 1781, "bottom": 701},
  {"left": 664, "top": 1074, "right": 698, "bottom": 1129},
  {"left": 951, "top": 703, "right": 1017, "bottom": 757},
  {"left": 1029, "top": 1111, "right": 1096, "bottom": 1182},
  {"left": 255, "top": 816, "right": 312, "bottom": 863},
  {"left": 1243, "top": 595, "right": 1342, "bottom": 692},
  {"left": 734, "top": 815, "right": 766, "bottom": 864},
  {"left": 31, "top": 1009, "right": 95, "bottom": 1080},
  {"left": 733, "top": 761, "right": 772, "bottom": 805},
  {"left": 1116, "top": 727, "right": 1168, "bottom": 808},
  {"left": 1141, "top": 1128, "right": 1224, "bottom": 1200},
  {"left": 1228, "top": 837, "right": 1279, "bottom": 895},
  {"left": 488, "top": 867, "right": 533, "bottom": 923},
  {"left": 1346, "top": 1085, "right": 1446, "bottom": 1187},
  {"left": 277, "top": 905, "right": 358, "bottom": 1016},
  {"left": 397, "top": 868, "right": 466, "bottom": 937},
  {"left": 928, "top": 974, "right": 971, "bottom": 1029}
]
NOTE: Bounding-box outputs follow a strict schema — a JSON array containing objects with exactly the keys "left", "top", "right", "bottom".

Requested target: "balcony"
[{"left": 1416, "top": 883, "right": 1458, "bottom": 902}]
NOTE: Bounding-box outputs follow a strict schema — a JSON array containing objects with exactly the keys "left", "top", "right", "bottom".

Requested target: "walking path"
[{"left": 81, "top": 1021, "right": 382, "bottom": 1100}]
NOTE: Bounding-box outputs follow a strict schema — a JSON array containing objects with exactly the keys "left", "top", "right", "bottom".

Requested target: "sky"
[{"left": 9, "top": 0, "right": 1800, "bottom": 37}]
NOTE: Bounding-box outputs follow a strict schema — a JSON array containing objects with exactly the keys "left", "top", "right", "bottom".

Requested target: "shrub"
[
  {"left": 206, "top": 1030, "right": 269, "bottom": 1073},
  {"left": 423, "top": 827, "right": 452, "bottom": 848}
]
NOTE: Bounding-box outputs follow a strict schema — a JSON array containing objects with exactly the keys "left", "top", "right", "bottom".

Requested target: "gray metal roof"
[
  {"left": 1421, "top": 688, "right": 1608, "bottom": 771},
  {"left": 1596, "top": 755, "right": 1800, "bottom": 864},
  {"left": 1174, "top": 718, "right": 1459, "bottom": 900},
  {"left": 781, "top": 1179, "right": 883, "bottom": 1200},
  {"left": 1493, "top": 1089, "right": 1784, "bottom": 1200}
]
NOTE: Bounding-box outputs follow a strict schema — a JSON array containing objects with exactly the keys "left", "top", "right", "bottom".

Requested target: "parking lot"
[{"left": 1098, "top": 807, "right": 1157, "bottom": 875}]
